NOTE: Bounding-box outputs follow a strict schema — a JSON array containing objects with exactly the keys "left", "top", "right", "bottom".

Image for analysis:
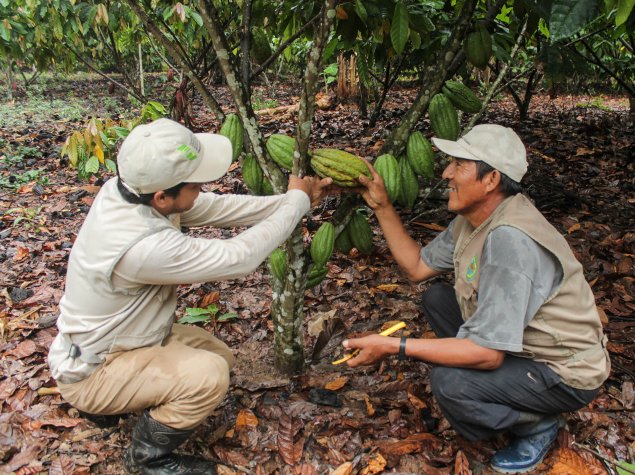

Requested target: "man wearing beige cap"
[
  {"left": 340, "top": 124, "right": 609, "bottom": 473},
  {"left": 48, "top": 118, "right": 332, "bottom": 475}
]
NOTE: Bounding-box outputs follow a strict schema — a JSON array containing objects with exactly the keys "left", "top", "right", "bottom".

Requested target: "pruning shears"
[{"left": 332, "top": 321, "right": 406, "bottom": 365}]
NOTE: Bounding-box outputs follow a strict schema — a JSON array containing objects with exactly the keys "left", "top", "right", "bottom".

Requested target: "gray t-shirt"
[{"left": 420, "top": 218, "right": 564, "bottom": 352}]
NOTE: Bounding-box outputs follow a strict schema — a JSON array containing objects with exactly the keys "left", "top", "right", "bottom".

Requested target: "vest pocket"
[{"left": 455, "top": 277, "right": 478, "bottom": 320}]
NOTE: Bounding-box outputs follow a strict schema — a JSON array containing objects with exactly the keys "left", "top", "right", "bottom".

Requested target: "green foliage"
[
  {"left": 179, "top": 304, "right": 238, "bottom": 325},
  {"left": 3, "top": 206, "right": 46, "bottom": 230}
]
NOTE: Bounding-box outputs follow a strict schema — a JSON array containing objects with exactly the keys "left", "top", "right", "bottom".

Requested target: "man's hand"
[
  {"left": 304, "top": 175, "right": 335, "bottom": 207},
  {"left": 349, "top": 158, "right": 392, "bottom": 210},
  {"left": 342, "top": 335, "right": 398, "bottom": 367}
]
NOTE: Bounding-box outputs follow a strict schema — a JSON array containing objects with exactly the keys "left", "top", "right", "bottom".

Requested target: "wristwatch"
[{"left": 398, "top": 335, "right": 408, "bottom": 360}]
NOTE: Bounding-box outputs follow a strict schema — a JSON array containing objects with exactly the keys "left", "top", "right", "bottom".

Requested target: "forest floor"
[{"left": 0, "top": 74, "right": 634, "bottom": 475}]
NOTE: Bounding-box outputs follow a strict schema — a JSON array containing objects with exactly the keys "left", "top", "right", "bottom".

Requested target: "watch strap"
[{"left": 398, "top": 335, "right": 408, "bottom": 360}]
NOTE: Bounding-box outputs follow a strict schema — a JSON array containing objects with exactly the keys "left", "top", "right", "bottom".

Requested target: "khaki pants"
[{"left": 58, "top": 324, "right": 235, "bottom": 430}]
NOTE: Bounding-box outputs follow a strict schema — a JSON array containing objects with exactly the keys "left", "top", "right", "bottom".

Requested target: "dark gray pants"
[{"left": 423, "top": 283, "right": 599, "bottom": 442}]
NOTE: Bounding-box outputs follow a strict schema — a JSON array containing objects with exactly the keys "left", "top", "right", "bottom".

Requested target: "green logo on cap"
[{"left": 177, "top": 144, "right": 198, "bottom": 161}]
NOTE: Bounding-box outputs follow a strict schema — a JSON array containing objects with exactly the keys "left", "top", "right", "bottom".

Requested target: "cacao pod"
[
  {"left": 251, "top": 28, "right": 272, "bottom": 65},
  {"left": 307, "top": 266, "right": 329, "bottom": 290},
  {"left": 311, "top": 149, "right": 372, "bottom": 187},
  {"left": 108, "top": 83, "right": 115, "bottom": 94},
  {"left": 266, "top": 134, "right": 295, "bottom": 170},
  {"left": 429, "top": 94, "right": 459, "bottom": 141},
  {"left": 270, "top": 249, "right": 286, "bottom": 282},
  {"left": 219, "top": 114, "right": 244, "bottom": 162},
  {"left": 398, "top": 156, "right": 419, "bottom": 210},
  {"left": 407, "top": 131, "right": 434, "bottom": 179},
  {"left": 442, "top": 81, "right": 482, "bottom": 114},
  {"left": 167, "top": 69, "right": 174, "bottom": 81},
  {"left": 242, "top": 153, "right": 263, "bottom": 195},
  {"left": 261, "top": 178, "right": 274, "bottom": 195},
  {"left": 374, "top": 154, "right": 402, "bottom": 204},
  {"left": 463, "top": 23, "right": 492, "bottom": 70},
  {"left": 334, "top": 226, "right": 353, "bottom": 255},
  {"left": 176, "top": 90, "right": 183, "bottom": 108},
  {"left": 12, "top": 82, "right": 18, "bottom": 91},
  {"left": 310, "top": 223, "right": 335, "bottom": 269},
  {"left": 179, "top": 77, "right": 188, "bottom": 91},
  {"left": 347, "top": 211, "right": 373, "bottom": 255}
]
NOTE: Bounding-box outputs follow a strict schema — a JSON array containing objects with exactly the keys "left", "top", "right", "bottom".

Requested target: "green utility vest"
[{"left": 452, "top": 194, "right": 610, "bottom": 390}]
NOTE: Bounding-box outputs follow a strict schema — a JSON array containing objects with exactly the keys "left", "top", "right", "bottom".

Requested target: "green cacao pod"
[
  {"left": 374, "top": 154, "right": 402, "bottom": 204},
  {"left": 219, "top": 114, "right": 243, "bottom": 162},
  {"left": 270, "top": 248, "right": 286, "bottom": 282},
  {"left": 407, "top": 131, "right": 434, "bottom": 179},
  {"left": 266, "top": 134, "right": 295, "bottom": 170},
  {"left": 307, "top": 266, "right": 329, "bottom": 289},
  {"left": 242, "top": 153, "right": 263, "bottom": 195},
  {"left": 398, "top": 156, "right": 419, "bottom": 210},
  {"left": 429, "top": 94, "right": 459, "bottom": 141},
  {"left": 310, "top": 223, "right": 335, "bottom": 269},
  {"left": 251, "top": 28, "right": 272, "bottom": 65},
  {"left": 463, "top": 23, "right": 492, "bottom": 70},
  {"left": 311, "top": 149, "right": 373, "bottom": 187},
  {"left": 334, "top": 226, "right": 353, "bottom": 255},
  {"left": 261, "top": 178, "right": 274, "bottom": 196},
  {"left": 347, "top": 211, "right": 373, "bottom": 255},
  {"left": 442, "top": 81, "right": 482, "bottom": 114}
]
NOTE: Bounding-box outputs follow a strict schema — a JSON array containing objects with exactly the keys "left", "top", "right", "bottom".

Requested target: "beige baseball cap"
[
  {"left": 117, "top": 118, "right": 233, "bottom": 195},
  {"left": 432, "top": 124, "right": 527, "bottom": 182}
]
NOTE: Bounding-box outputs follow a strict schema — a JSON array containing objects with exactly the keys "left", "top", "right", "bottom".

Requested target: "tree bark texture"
[{"left": 125, "top": 0, "right": 226, "bottom": 122}]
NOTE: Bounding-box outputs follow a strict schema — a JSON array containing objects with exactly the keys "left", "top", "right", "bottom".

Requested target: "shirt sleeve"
[
  {"left": 456, "top": 225, "right": 563, "bottom": 352},
  {"left": 114, "top": 190, "right": 310, "bottom": 285},
  {"left": 179, "top": 192, "right": 287, "bottom": 228},
  {"left": 419, "top": 219, "right": 456, "bottom": 272}
]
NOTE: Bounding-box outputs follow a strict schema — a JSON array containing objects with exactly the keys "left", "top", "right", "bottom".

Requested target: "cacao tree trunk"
[
  {"left": 337, "top": 52, "right": 348, "bottom": 101},
  {"left": 273, "top": 0, "right": 338, "bottom": 374}
]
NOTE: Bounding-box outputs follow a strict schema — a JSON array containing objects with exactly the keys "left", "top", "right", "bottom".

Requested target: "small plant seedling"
[
  {"left": 3, "top": 206, "right": 46, "bottom": 231},
  {"left": 179, "top": 304, "right": 238, "bottom": 333}
]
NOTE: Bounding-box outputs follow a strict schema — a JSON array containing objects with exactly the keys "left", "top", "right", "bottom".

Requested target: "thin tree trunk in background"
[
  {"left": 138, "top": 43, "right": 144, "bottom": 96},
  {"left": 337, "top": 52, "right": 347, "bottom": 101},
  {"left": 349, "top": 54, "right": 358, "bottom": 99}
]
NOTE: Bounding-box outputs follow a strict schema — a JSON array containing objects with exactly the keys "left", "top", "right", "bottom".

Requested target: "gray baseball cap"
[
  {"left": 432, "top": 124, "right": 527, "bottom": 182},
  {"left": 117, "top": 118, "right": 233, "bottom": 195}
]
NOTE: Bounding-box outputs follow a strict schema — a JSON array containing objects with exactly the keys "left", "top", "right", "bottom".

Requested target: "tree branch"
[
  {"left": 251, "top": 10, "right": 323, "bottom": 81},
  {"left": 240, "top": 0, "right": 252, "bottom": 91},
  {"left": 144, "top": 25, "right": 181, "bottom": 81},
  {"left": 565, "top": 23, "right": 613, "bottom": 47},
  {"left": 62, "top": 42, "right": 146, "bottom": 103},
  {"left": 124, "top": 0, "right": 226, "bottom": 122},
  {"left": 572, "top": 40, "right": 635, "bottom": 96}
]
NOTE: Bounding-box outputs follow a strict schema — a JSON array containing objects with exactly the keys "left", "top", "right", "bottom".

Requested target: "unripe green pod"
[
  {"left": 270, "top": 249, "right": 286, "bottom": 282},
  {"left": 242, "top": 153, "right": 263, "bottom": 195},
  {"left": 429, "top": 94, "right": 460, "bottom": 141},
  {"left": 310, "top": 223, "right": 335, "bottom": 269},
  {"left": 374, "top": 154, "right": 402, "bottom": 204},
  {"left": 261, "top": 178, "right": 274, "bottom": 196},
  {"left": 407, "top": 131, "right": 435, "bottom": 179},
  {"left": 398, "top": 156, "right": 419, "bottom": 210},
  {"left": 266, "top": 134, "right": 295, "bottom": 170},
  {"left": 311, "top": 149, "right": 373, "bottom": 187},
  {"left": 348, "top": 211, "right": 373, "bottom": 255},
  {"left": 442, "top": 81, "right": 482, "bottom": 114},
  {"left": 306, "top": 266, "right": 329, "bottom": 289},
  {"left": 334, "top": 226, "right": 353, "bottom": 255},
  {"left": 463, "top": 23, "right": 492, "bottom": 70},
  {"left": 219, "top": 114, "right": 243, "bottom": 162}
]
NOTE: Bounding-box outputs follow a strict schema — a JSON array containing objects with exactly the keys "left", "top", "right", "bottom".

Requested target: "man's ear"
[
  {"left": 485, "top": 170, "right": 502, "bottom": 193},
  {"left": 150, "top": 190, "right": 171, "bottom": 211}
]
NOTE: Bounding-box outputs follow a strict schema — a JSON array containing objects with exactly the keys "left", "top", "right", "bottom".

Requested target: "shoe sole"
[{"left": 491, "top": 452, "right": 548, "bottom": 474}]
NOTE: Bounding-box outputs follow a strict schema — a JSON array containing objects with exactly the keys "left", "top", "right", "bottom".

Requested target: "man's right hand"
[{"left": 350, "top": 158, "right": 392, "bottom": 211}]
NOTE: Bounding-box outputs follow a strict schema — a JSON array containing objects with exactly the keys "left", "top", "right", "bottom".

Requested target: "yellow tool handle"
[{"left": 332, "top": 321, "right": 406, "bottom": 365}]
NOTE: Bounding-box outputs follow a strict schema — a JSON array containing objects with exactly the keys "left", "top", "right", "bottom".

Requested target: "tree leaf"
[
  {"left": 549, "top": 0, "right": 603, "bottom": 43},
  {"left": 616, "top": 0, "right": 635, "bottom": 25},
  {"left": 94, "top": 144, "right": 104, "bottom": 163},
  {"left": 217, "top": 313, "right": 238, "bottom": 321},
  {"left": 355, "top": 0, "right": 368, "bottom": 22},
  {"left": 85, "top": 155, "right": 99, "bottom": 174},
  {"left": 185, "top": 307, "right": 212, "bottom": 317},
  {"left": 391, "top": 2, "right": 410, "bottom": 55},
  {"left": 618, "top": 462, "right": 635, "bottom": 475},
  {"left": 178, "top": 314, "right": 211, "bottom": 324},
  {"left": 336, "top": 7, "right": 348, "bottom": 19},
  {"left": 356, "top": 48, "right": 370, "bottom": 88},
  {"left": 104, "top": 159, "right": 116, "bottom": 173}
]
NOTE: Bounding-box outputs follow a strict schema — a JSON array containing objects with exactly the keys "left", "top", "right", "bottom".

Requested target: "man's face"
[
  {"left": 169, "top": 183, "right": 204, "bottom": 213},
  {"left": 442, "top": 158, "right": 491, "bottom": 215}
]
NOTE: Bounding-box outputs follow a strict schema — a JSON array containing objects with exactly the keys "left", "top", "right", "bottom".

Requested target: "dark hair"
[
  {"left": 117, "top": 177, "right": 188, "bottom": 205},
  {"left": 476, "top": 161, "right": 523, "bottom": 197}
]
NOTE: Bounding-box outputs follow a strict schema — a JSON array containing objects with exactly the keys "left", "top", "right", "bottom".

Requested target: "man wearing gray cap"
[
  {"left": 340, "top": 124, "right": 609, "bottom": 473},
  {"left": 47, "top": 118, "right": 332, "bottom": 475}
]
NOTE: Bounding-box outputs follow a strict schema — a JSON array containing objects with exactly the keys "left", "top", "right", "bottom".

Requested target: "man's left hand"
[{"left": 342, "top": 335, "right": 398, "bottom": 367}]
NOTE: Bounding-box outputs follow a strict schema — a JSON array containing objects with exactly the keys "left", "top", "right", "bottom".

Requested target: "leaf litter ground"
[{"left": 0, "top": 75, "right": 634, "bottom": 475}]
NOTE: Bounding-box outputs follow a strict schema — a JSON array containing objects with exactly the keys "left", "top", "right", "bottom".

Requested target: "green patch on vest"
[
  {"left": 466, "top": 254, "right": 478, "bottom": 282},
  {"left": 177, "top": 144, "right": 198, "bottom": 161}
]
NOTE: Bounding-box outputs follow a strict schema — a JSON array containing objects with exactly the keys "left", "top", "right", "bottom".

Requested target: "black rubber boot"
[{"left": 123, "top": 411, "right": 217, "bottom": 475}]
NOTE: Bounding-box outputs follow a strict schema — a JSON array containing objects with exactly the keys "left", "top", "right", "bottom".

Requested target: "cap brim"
[
  {"left": 184, "top": 133, "right": 233, "bottom": 183},
  {"left": 431, "top": 137, "right": 482, "bottom": 162}
]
